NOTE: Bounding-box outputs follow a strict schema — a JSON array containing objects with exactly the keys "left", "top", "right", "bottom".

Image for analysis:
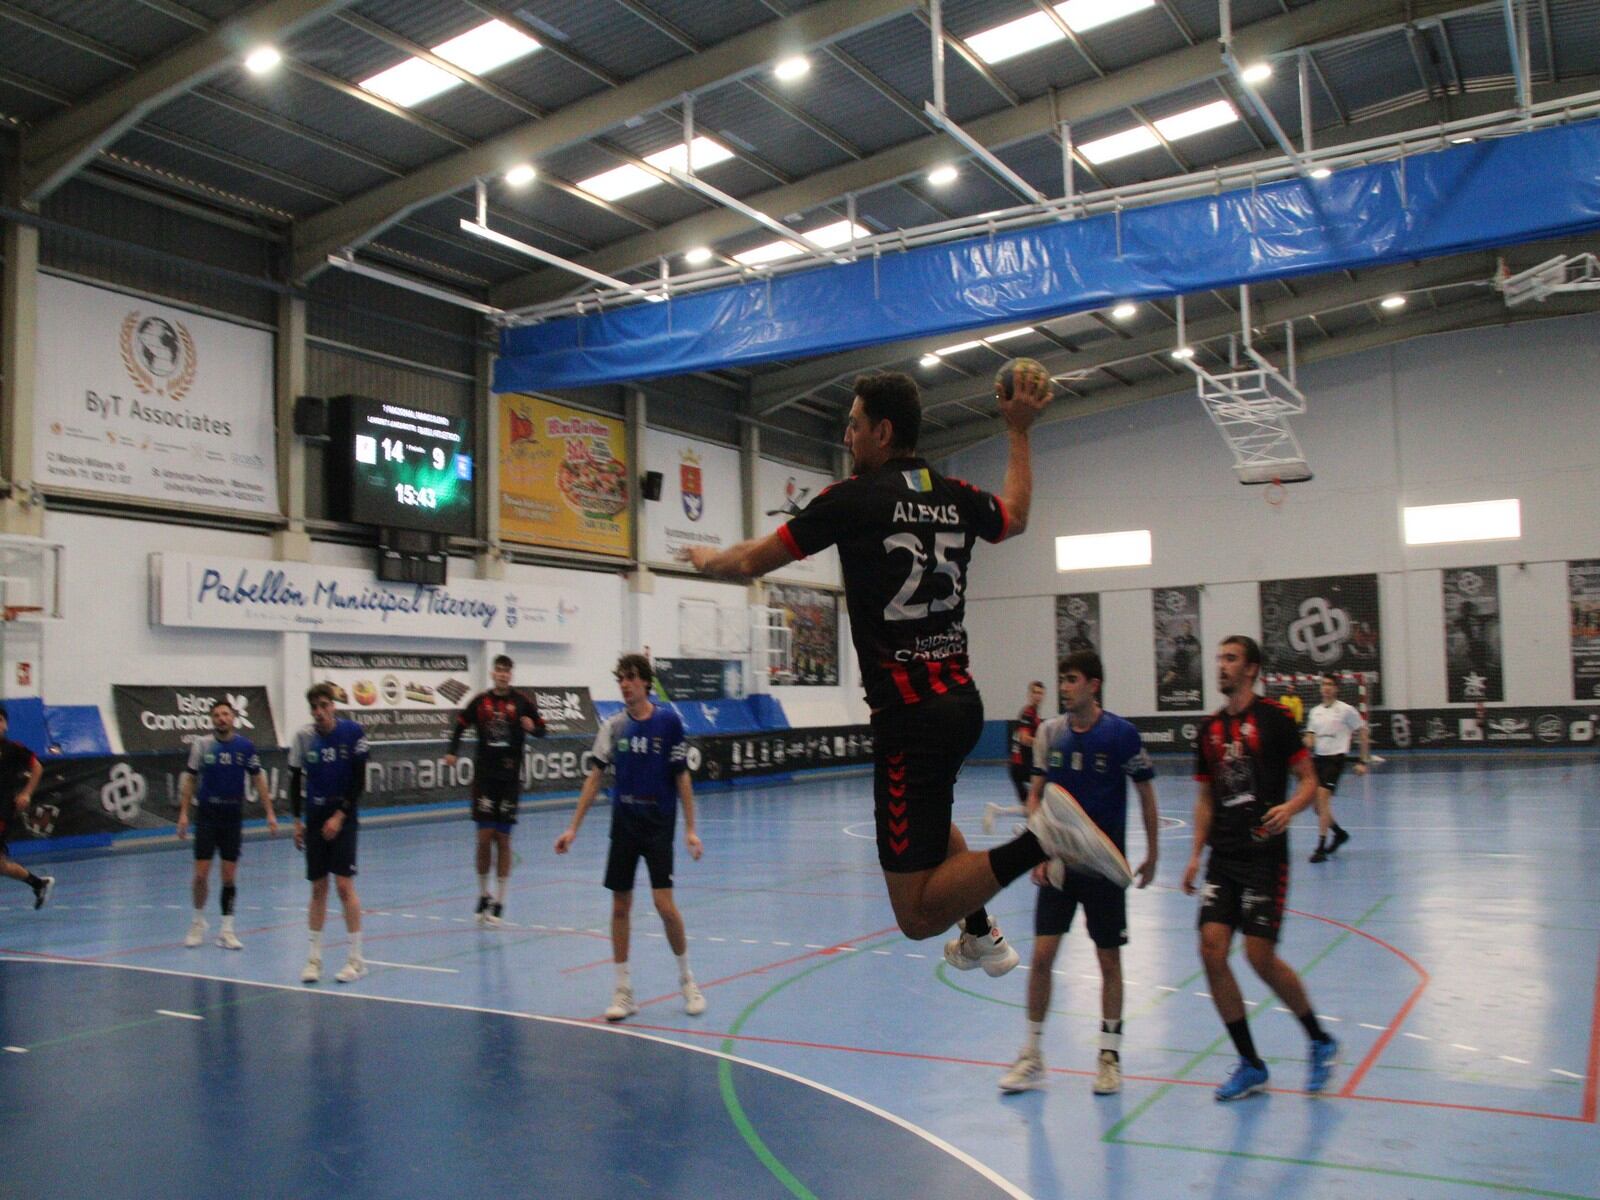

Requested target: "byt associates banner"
[
  {"left": 498, "top": 394, "right": 631, "bottom": 557},
  {"left": 1055, "top": 594, "right": 1101, "bottom": 660},
  {"left": 1569, "top": 560, "right": 1600, "bottom": 700},
  {"left": 1442, "top": 566, "right": 1503, "bottom": 703},
  {"left": 1153, "top": 586, "right": 1203, "bottom": 711},
  {"left": 32, "top": 275, "right": 280, "bottom": 517},
  {"left": 1259, "top": 574, "right": 1383, "bottom": 704}
]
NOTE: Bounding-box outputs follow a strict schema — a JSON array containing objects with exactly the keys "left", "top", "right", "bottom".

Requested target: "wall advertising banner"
[
  {"left": 32, "top": 275, "right": 279, "bottom": 516},
  {"left": 1054, "top": 594, "right": 1101, "bottom": 662},
  {"left": 112, "top": 685, "right": 279, "bottom": 753},
  {"left": 1568, "top": 560, "right": 1600, "bottom": 700},
  {"left": 497, "top": 394, "right": 631, "bottom": 557},
  {"left": 652, "top": 659, "right": 743, "bottom": 701},
  {"left": 310, "top": 652, "right": 471, "bottom": 742},
  {"left": 1442, "top": 566, "right": 1504, "bottom": 703},
  {"left": 642, "top": 429, "right": 742, "bottom": 565},
  {"left": 152, "top": 553, "right": 577, "bottom": 643},
  {"left": 765, "top": 582, "right": 841, "bottom": 686},
  {"left": 1153, "top": 586, "right": 1204, "bottom": 712},
  {"left": 1259, "top": 573, "right": 1383, "bottom": 704},
  {"left": 755, "top": 458, "right": 841, "bottom": 586},
  {"left": 520, "top": 686, "right": 598, "bottom": 736}
]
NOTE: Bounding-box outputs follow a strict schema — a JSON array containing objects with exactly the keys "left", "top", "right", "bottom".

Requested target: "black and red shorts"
[
  {"left": 870, "top": 689, "right": 984, "bottom": 873},
  {"left": 1198, "top": 854, "right": 1289, "bottom": 943}
]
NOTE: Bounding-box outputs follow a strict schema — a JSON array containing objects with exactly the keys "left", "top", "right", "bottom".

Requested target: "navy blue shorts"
[
  {"left": 193, "top": 815, "right": 243, "bottom": 863},
  {"left": 604, "top": 826, "right": 674, "bottom": 892},
  {"left": 305, "top": 819, "right": 358, "bottom": 881},
  {"left": 1035, "top": 869, "right": 1128, "bottom": 948}
]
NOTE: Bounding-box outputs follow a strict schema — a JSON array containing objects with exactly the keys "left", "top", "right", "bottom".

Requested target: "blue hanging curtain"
[{"left": 496, "top": 117, "right": 1600, "bottom": 392}]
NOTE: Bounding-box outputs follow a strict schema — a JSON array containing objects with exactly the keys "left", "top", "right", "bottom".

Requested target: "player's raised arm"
[{"left": 994, "top": 360, "right": 1053, "bottom": 538}]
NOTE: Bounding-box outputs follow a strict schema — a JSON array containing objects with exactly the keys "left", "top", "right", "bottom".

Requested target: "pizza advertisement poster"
[{"left": 497, "top": 393, "right": 632, "bottom": 557}]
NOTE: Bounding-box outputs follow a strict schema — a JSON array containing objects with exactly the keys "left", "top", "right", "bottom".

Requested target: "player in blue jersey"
[
  {"left": 555, "top": 654, "right": 705, "bottom": 1022},
  {"left": 289, "top": 683, "right": 369, "bottom": 985},
  {"left": 0, "top": 705, "right": 51, "bottom": 912},
  {"left": 999, "top": 652, "right": 1159, "bottom": 1096},
  {"left": 176, "top": 698, "right": 277, "bottom": 950}
]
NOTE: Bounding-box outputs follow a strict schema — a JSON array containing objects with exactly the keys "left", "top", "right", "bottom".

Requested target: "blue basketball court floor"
[{"left": 3, "top": 756, "right": 1597, "bottom": 1199}]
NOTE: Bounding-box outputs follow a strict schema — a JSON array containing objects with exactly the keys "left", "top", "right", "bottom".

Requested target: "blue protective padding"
[
  {"left": 746, "top": 694, "right": 790, "bottom": 730},
  {"left": 973, "top": 719, "right": 1012, "bottom": 763},
  {"left": 674, "top": 698, "right": 762, "bottom": 736},
  {"left": 1, "top": 696, "right": 49, "bottom": 756},
  {"left": 497, "top": 119, "right": 1600, "bottom": 389},
  {"left": 44, "top": 705, "right": 112, "bottom": 756}
]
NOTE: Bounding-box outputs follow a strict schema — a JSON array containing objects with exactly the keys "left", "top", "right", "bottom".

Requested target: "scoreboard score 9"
[{"left": 340, "top": 395, "right": 474, "bottom": 535}]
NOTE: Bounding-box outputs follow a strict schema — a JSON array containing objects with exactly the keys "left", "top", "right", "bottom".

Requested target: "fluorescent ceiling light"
[
  {"left": 1310, "top": 166, "right": 1332, "bottom": 179},
  {"left": 919, "top": 354, "right": 941, "bottom": 368},
  {"left": 1111, "top": 302, "right": 1137, "bottom": 319},
  {"left": 1080, "top": 126, "right": 1160, "bottom": 164},
  {"left": 1240, "top": 61, "right": 1273, "bottom": 84},
  {"left": 774, "top": 55, "right": 810, "bottom": 81},
  {"left": 1055, "top": 529, "right": 1152, "bottom": 571},
  {"left": 967, "top": 1, "right": 1155, "bottom": 65},
  {"left": 504, "top": 163, "right": 536, "bottom": 186},
  {"left": 1380, "top": 294, "right": 1407, "bottom": 310},
  {"left": 934, "top": 339, "right": 985, "bottom": 355},
  {"left": 244, "top": 46, "right": 281, "bottom": 74},
  {"left": 1171, "top": 346, "right": 1195, "bottom": 359},
  {"left": 684, "top": 246, "right": 713, "bottom": 265},
  {"left": 1057, "top": 0, "right": 1157, "bottom": 33},
  {"left": 1403, "top": 499, "right": 1521, "bottom": 546},
  {"left": 732, "top": 219, "right": 869, "bottom": 266},
  {"left": 985, "top": 327, "right": 1034, "bottom": 343},
  {"left": 1153, "top": 100, "right": 1238, "bottom": 140},
  {"left": 579, "top": 136, "right": 735, "bottom": 202},
  {"left": 360, "top": 18, "right": 539, "bottom": 108},
  {"left": 927, "top": 164, "right": 959, "bottom": 186}
]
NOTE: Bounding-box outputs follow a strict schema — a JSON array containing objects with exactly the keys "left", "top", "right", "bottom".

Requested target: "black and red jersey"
[
  {"left": 1009, "top": 704, "right": 1041, "bottom": 768},
  {"left": 448, "top": 689, "right": 545, "bottom": 780},
  {"left": 1193, "top": 697, "right": 1308, "bottom": 860},
  {"left": 780, "top": 456, "right": 1009, "bottom": 711}
]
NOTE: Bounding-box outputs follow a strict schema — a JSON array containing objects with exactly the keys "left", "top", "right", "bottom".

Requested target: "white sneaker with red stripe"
[{"left": 943, "top": 918, "right": 1021, "bottom": 977}]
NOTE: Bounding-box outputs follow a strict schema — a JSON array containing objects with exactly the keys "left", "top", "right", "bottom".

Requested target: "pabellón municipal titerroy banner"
[
  {"left": 32, "top": 275, "right": 280, "bottom": 516},
  {"left": 151, "top": 553, "right": 576, "bottom": 642}
]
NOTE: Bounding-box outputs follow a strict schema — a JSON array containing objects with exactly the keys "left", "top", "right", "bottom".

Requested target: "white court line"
[
  {"left": 4, "top": 1046, "right": 27, "bottom": 1053},
  {"left": 0, "top": 956, "right": 1036, "bottom": 1200},
  {"left": 1359, "top": 1023, "right": 1387, "bottom": 1031},
  {"left": 1500, "top": 1056, "right": 1530, "bottom": 1065},
  {"left": 156, "top": 1009, "right": 204, "bottom": 1021},
  {"left": 1403, "top": 1033, "right": 1432, "bottom": 1041},
  {"left": 364, "top": 959, "right": 459, "bottom": 975},
  {"left": 1451, "top": 1044, "right": 1480, "bottom": 1052},
  {"left": 1551, "top": 1069, "right": 1584, "bottom": 1080}
]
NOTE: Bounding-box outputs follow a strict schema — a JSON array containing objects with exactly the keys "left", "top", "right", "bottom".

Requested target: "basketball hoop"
[
  {"left": 1264, "top": 478, "right": 1286, "bottom": 508},
  {"left": 1, "top": 605, "right": 43, "bottom": 622}
]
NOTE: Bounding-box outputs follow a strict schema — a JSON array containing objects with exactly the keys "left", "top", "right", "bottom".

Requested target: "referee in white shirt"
[{"left": 1304, "top": 674, "right": 1369, "bottom": 862}]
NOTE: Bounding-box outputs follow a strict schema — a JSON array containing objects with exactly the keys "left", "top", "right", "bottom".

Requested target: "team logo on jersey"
[
  {"left": 119, "top": 311, "right": 198, "bottom": 401},
  {"left": 680, "top": 450, "right": 703, "bottom": 521},
  {"left": 1093, "top": 753, "right": 1109, "bottom": 773},
  {"left": 1049, "top": 750, "right": 1063, "bottom": 768},
  {"left": 901, "top": 468, "right": 933, "bottom": 493}
]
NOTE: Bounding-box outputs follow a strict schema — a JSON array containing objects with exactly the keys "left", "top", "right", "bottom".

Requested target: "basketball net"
[{"left": 1264, "top": 477, "right": 1286, "bottom": 508}]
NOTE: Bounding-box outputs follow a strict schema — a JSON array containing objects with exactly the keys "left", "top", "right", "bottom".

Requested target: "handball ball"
[{"left": 995, "top": 357, "right": 1051, "bottom": 402}]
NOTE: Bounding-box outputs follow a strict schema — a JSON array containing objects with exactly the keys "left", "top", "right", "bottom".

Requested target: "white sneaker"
[
  {"left": 943, "top": 919, "right": 1020, "bottom": 977},
  {"left": 300, "top": 956, "right": 322, "bottom": 984},
  {"left": 604, "top": 985, "right": 637, "bottom": 1022},
  {"left": 682, "top": 979, "right": 706, "bottom": 1016},
  {"left": 215, "top": 929, "right": 243, "bottom": 951},
  {"left": 184, "top": 917, "right": 208, "bottom": 948},
  {"left": 982, "top": 801, "right": 1002, "bottom": 834},
  {"left": 1094, "top": 1051, "right": 1122, "bottom": 1095},
  {"left": 999, "top": 1048, "right": 1046, "bottom": 1093},
  {"left": 1029, "top": 783, "right": 1134, "bottom": 889},
  {"left": 335, "top": 958, "right": 367, "bottom": 984}
]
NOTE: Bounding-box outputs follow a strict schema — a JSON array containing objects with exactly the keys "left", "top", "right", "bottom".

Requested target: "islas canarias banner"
[{"left": 497, "top": 394, "right": 631, "bottom": 558}]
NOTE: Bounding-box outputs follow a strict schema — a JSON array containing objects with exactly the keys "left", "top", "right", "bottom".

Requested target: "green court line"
[
  {"left": 717, "top": 933, "right": 905, "bottom": 1200},
  {"left": 1110, "top": 1139, "right": 1597, "bottom": 1200},
  {"left": 1102, "top": 893, "right": 1391, "bottom": 1142}
]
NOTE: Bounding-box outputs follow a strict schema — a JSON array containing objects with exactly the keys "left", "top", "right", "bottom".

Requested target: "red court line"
[
  {"left": 612, "top": 1020, "right": 1589, "bottom": 1122},
  {"left": 634, "top": 925, "right": 903, "bottom": 1010},
  {"left": 1585, "top": 936, "right": 1600, "bottom": 1123}
]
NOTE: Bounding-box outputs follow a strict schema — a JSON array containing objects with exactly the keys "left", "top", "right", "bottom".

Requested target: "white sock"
[
  {"left": 677, "top": 952, "right": 693, "bottom": 984},
  {"left": 495, "top": 875, "right": 509, "bottom": 905},
  {"left": 478, "top": 873, "right": 489, "bottom": 897},
  {"left": 192, "top": 907, "right": 205, "bottom": 920},
  {"left": 1025, "top": 1019, "right": 1045, "bottom": 1053},
  {"left": 1099, "top": 1019, "right": 1124, "bottom": 1055},
  {"left": 308, "top": 930, "right": 323, "bottom": 957},
  {"left": 221, "top": 915, "right": 235, "bottom": 933},
  {"left": 348, "top": 931, "right": 363, "bottom": 960},
  {"left": 615, "top": 961, "right": 630, "bottom": 989}
]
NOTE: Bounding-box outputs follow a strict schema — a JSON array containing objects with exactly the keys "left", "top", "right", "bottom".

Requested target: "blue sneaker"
[
  {"left": 1215, "top": 1058, "right": 1270, "bottom": 1101},
  {"left": 1307, "top": 1036, "right": 1339, "bottom": 1094}
]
